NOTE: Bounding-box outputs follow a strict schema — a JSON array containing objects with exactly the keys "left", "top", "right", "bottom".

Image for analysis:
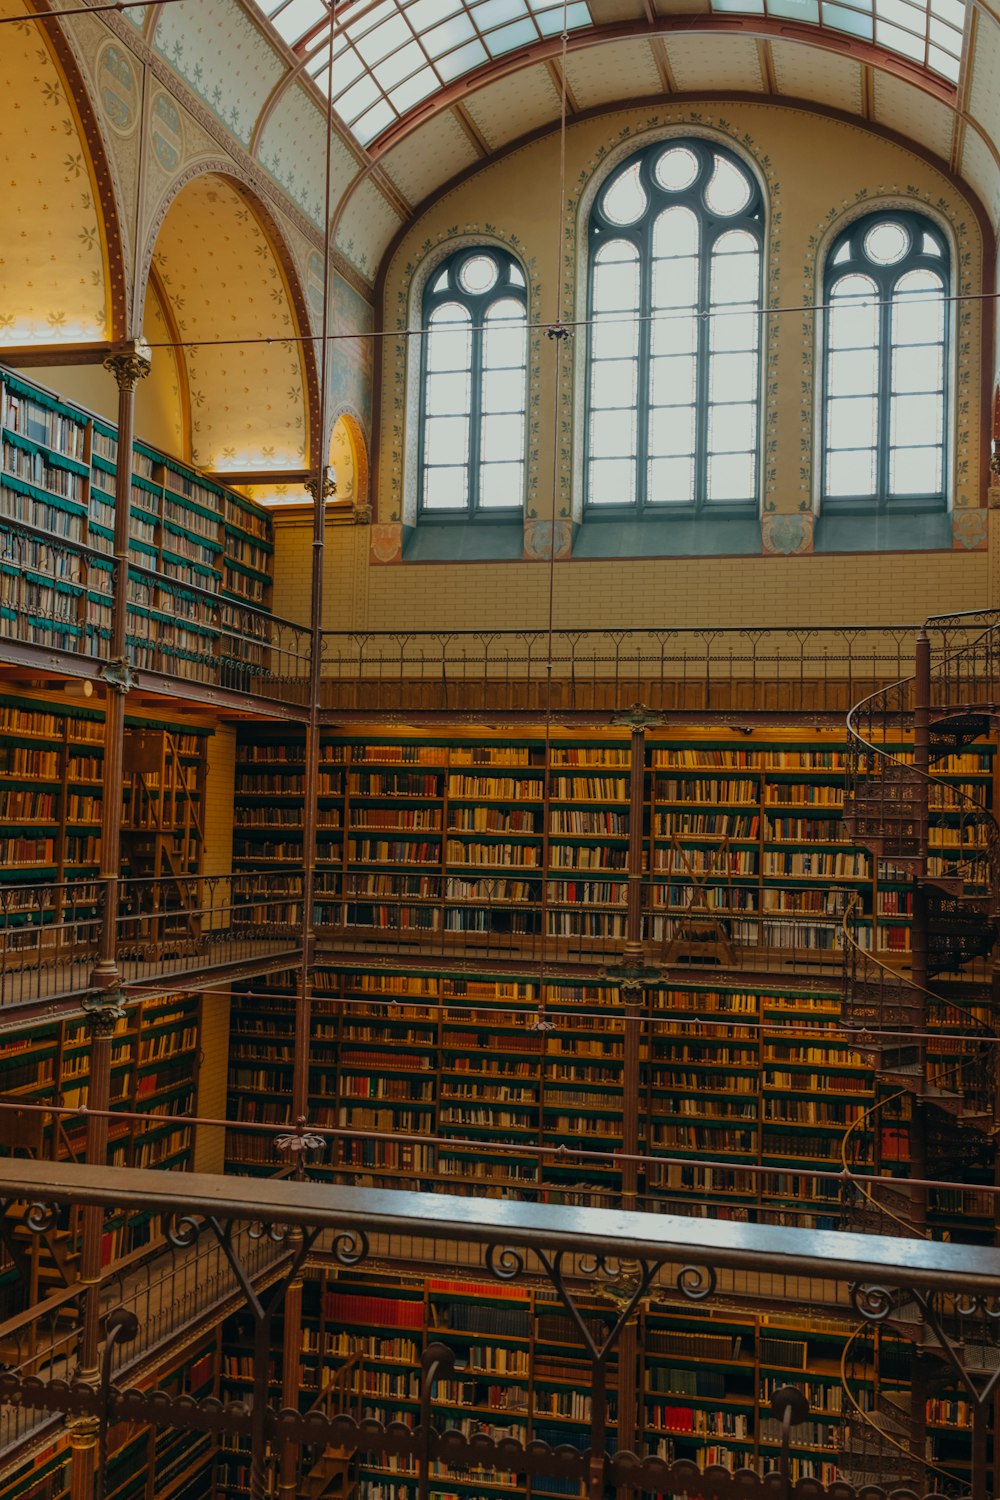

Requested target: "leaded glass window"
[
  {"left": 822, "top": 210, "right": 948, "bottom": 510},
  {"left": 585, "top": 139, "right": 764, "bottom": 513},
  {"left": 419, "top": 248, "right": 527, "bottom": 516}
]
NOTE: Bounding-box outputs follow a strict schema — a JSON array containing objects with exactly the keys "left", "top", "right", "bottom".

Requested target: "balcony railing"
[
  {"left": 0, "top": 874, "right": 303, "bottom": 1009},
  {"left": 2, "top": 1161, "right": 1000, "bottom": 1499},
  {"left": 0, "top": 518, "right": 311, "bottom": 705}
]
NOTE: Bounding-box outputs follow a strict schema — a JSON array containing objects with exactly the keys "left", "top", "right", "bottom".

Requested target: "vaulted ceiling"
[{"left": 131, "top": 0, "right": 1000, "bottom": 288}]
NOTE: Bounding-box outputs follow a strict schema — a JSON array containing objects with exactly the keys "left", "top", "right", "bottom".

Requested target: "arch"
[
  {"left": 392, "top": 232, "right": 539, "bottom": 528},
  {"left": 329, "top": 412, "right": 369, "bottom": 512},
  {"left": 0, "top": 2, "right": 128, "bottom": 343},
  {"left": 571, "top": 124, "right": 771, "bottom": 521},
  {"left": 138, "top": 164, "right": 320, "bottom": 476}
]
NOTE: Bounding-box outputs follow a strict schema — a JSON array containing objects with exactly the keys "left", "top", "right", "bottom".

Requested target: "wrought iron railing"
[
  {"left": 0, "top": 518, "right": 311, "bottom": 704},
  {"left": 0, "top": 874, "right": 304, "bottom": 1009},
  {"left": 3, "top": 1162, "right": 1000, "bottom": 1499}
]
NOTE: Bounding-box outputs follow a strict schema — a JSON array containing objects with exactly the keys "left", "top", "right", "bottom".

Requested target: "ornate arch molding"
[
  {"left": 138, "top": 159, "right": 321, "bottom": 467},
  {"left": 28, "top": 0, "right": 130, "bottom": 340},
  {"left": 567, "top": 114, "right": 780, "bottom": 522},
  {"left": 385, "top": 228, "right": 540, "bottom": 528},
  {"left": 803, "top": 188, "right": 981, "bottom": 521},
  {"left": 330, "top": 410, "right": 370, "bottom": 511}
]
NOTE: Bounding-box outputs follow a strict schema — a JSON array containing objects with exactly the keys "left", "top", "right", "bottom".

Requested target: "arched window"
[
  {"left": 419, "top": 247, "right": 527, "bottom": 516},
  {"left": 585, "top": 139, "right": 763, "bottom": 513},
  {"left": 822, "top": 211, "right": 949, "bottom": 510}
]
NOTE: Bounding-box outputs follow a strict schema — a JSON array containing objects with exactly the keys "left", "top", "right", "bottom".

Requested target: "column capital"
[
  {"left": 304, "top": 465, "right": 337, "bottom": 502},
  {"left": 66, "top": 1411, "right": 100, "bottom": 1450},
  {"left": 103, "top": 340, "right": 152, "bottom": 391},
  {"left": 82, "top": 989, "right": 128, "bottom": 1038},
  {"left": 610, "top": 703, "right": 665, "bottom": 732}
]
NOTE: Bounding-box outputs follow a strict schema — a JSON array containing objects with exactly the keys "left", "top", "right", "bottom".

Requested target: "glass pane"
[
  {"left": 891, "top": 344, "right": 942, "bottom": 393},
  {"left": 864, "top": 220, "right": 909, "bottom": 265},
  {"left": 710, "top": 351, "right": 757, "bottom": 403},
  {"left": 590, "top": 408, "right": 636, "bottom": 458},
  {"left": 709, "top": 305, "right": 758, "bottom": 352},
  {"left": 648, "top": 405, "right": 696, "bottom": 456},
  {"left": 480, "top": 412, "right": 524, "bottom": 462},
  {"left": 892, "top": 271, "right": 944, "bottom": 345},
  {"left": 828, "top": 396, "right": 877, "bottom": 450},
  {"left": 650, "top": 355, "right": 697, "bottom": 407},
  {"left": 826, "top": 448, "right": 876, "bottom": 495},
  {"left": 592, "top": 315, "right": 639, "bottom": 361},
  {"left": 711, "top": 245, "right": 759, "bottom": 305},
  {"left": 591, "top": 359, "right": 638, "bottom": 409},
  {"left": 648, "top": 456, "right": 695, "bottom": 503},
  {"left": 602, "top": 162, "right": 648, "bottom": 226},
  {"left": 483, "top": 299, "right": 526, "bottom": 367},
  {"left": 460, "top": 255, "right": 498, "bottom": 294},
  {"left": 426, "top": 305, "right": 471, "bottom": 372},
  {"left": 828, "top": 275, "right": 878, "bottom": 349},
  {"left": 508, "top": 263, "right": 526, "bottom": 287},
  {"left": 890, "top": 393, "right": 943, "bottom": 448},
  {"left": 652, "top": 314, "right": 697, "bottom": 357},
  {"left": 708, "top": 403, "right": 757, "bottom": 453},
  {"left": 705, "top": 156, "right": 752, "bottom": 216},
  {"left": 655, "top": 146, "right": 699, "bottom": 192},
  {"left": 652, "top": 205, "right": 698, "bottom": 259},
  {"left": 828, "top": 348, "right": 878, "bottom": 396},
  {"left": 589, "top": 457, "right": 636, "bottom": 505},
  {"left": 425, "top": 370, "right": 471, "bottom": 416},
  {"left": 652, "top": 256, "right": 698, "bottom": 310},
  {"left": 707, "top": 452, "right": 755, "bottom": 501},
  {"left": 482, "top": 368, "right": 525, "bottom": 413},
  {"left": 479, "top": 461, "right": 524, "bottom": 508},
  {"left": 891, "top": 445, "right": 942, "bottom": 495},
  {"left": 424, "top": 415, "right": 469, "bottom": 465},
  {"left": 593, "top": 244, "right": 640, "bottom": 312},
  {"left": 423, "top": 467, "right": 469, "bottom": 510}
]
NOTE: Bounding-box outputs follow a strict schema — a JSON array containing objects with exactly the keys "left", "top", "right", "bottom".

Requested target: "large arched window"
[
  {"left": 822, "top": 210, "right": 949, "bottom": 510},
  {"left": 585, "top": 139, "right": 763, "bottom": 513},
  {"left": 419, "top": 247, "right": 527, "bottom": 516}
]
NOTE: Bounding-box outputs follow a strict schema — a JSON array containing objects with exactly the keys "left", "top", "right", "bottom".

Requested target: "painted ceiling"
[
  {"left": 150, "top": 173, "right": 310, "bottom": 473},
  {"left": 0, "top": 0, "right": 110, "bottom": 344},
  {"left": 130, "top": 0, "right": 1000, "bottom": 291}
]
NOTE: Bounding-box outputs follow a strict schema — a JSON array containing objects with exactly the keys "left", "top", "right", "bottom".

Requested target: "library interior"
[{"left": 3, "top": 0, "right": 1000, "bottom": 1497}]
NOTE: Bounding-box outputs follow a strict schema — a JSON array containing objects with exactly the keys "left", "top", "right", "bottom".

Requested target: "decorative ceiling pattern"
[
  {"left": 563, "top": 38, "right": 664, "bottom": 108},
  {"left": 0, "top": 3, "right": 109, "bottom": 343},
  {"left": 663, "top": 33, "right": 765, "bottom": 92},
  {"left": 151, "top": 174, "right": 309, "bottom": 471},
  {"left": 333, "top": 176, "right": 406, "bottom": 279},
  {"left": 140, "top": 277, "right": 186, "bottom": 460},
  {"left": 768, "top": 40, "right": 864, "bottom": 112},
  {"left": 153, "top": 0, "right": 285, "bottom": 145},
  {"left": 464, "top": 65, "right": 564, "bottom": 149},
  {"left": 257, "top": 81, "right": 359, "bottom": 226},
  {"left": 379, "top": 110, "right": 480, "bottom": 204},
  {"left": 872, "top": 71, "right": 955, "bottom": 161}
]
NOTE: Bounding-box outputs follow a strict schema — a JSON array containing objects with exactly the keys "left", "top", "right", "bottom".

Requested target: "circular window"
[
  {"left": 459, "top": 255, "right": 498, "bottom": 294},
  {"left": 863, "top": 221, "right": 909, "bottom": 265},
  {"left": 655, "top": 146, "right": 699, "bottom": 192}
]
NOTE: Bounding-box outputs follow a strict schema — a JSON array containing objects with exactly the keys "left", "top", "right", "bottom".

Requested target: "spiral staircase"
[{"left": 838, "top": 612, "right": 1000, "bottom": 1485}]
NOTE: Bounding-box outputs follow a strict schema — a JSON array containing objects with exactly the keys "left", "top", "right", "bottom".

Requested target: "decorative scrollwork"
[
  {"left": 485, "top": 1244, "right": 526, "bottom": 1283},
  {"left": 851, "top": 1282, "right": 895, "bottom": 1322},
  {"left": 247, "top": 1222, "right": 289, "bottom": 1244},
  {"left": 330, "top": 1228, "right": 369, "bottom": 1267},
  {"left": 166, "top": 1214, "right": 202, "bottom": 1250},
  {"left": 25, "top": 1201, "right": 58, "bottom": 1235},
  {"left": 675, "top": 1264, "right": 718, "bottom": 1303}
]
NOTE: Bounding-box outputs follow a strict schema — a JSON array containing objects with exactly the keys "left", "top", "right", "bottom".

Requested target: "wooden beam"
[
  {"left": 204, "top": 469, "right": 313, "bottom": 486},
  {"left": 0, "top": 342, "right": 113, "bottom": 369}
]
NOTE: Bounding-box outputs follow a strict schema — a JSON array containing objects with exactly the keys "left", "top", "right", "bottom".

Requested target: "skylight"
[
  {"left": 708, "top": 0, "right": 963, "bottom": 82},
  {"left": 253, "top": 0, "right": 593, "bottom": 145},
  {"left": 251, "top": 0, "right": 962, "bottom": 154}
]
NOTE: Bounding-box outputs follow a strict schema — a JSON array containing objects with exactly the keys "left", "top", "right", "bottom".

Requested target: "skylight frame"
[{"left": 250, "top": 0, "right": 964, "bottom": 154}]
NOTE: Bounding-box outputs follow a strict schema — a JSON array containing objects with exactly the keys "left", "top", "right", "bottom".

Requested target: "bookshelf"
[
  {"left": 233, "top": 724, "right": 994, "bottom": 963},
  {"left": 0, "top": 368, "right": 275, "bottom": 670}
]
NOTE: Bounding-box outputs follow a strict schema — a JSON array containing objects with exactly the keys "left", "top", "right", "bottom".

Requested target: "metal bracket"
[
  {"left": 100, "top": 657, "right": 137, "bottom": 695},
  {"left": 611, "top": 702, "right": 666, "bottom": 731}
]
